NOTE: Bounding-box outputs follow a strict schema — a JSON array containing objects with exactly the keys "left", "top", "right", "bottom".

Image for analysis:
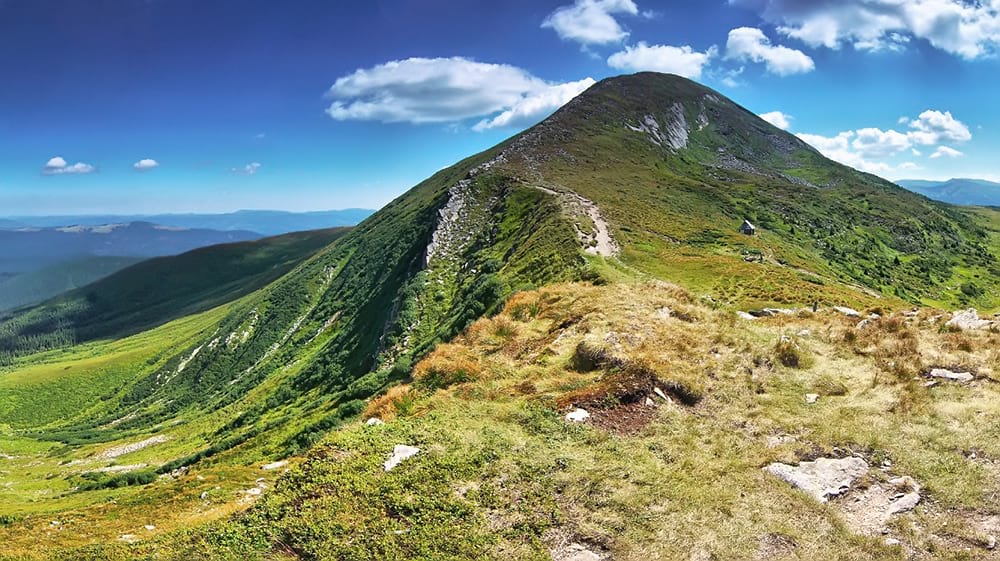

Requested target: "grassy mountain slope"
[
  {"left": 0, "top": 228, "right": 349, "bottom": 362},
  {"left": 0, "top": 257, "right": 143, "bottom": 312},
  {"left": 495, "top": 73, "right": 999, "bottom": 309},
  {"left": 1, "top": 72, "right": 1000, "bottom": 558}
]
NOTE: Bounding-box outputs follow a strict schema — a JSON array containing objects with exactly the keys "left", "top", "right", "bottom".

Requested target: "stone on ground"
[{"left": 764, "top": 456, "right": 869, "bottom": 502}]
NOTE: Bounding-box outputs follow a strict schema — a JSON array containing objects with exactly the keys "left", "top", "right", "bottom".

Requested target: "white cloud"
[
  {"left": 607, "top": 42, "right": 718, "bottom": 78},
  {"left": 473, "top": 78, "right": 596, "bottom": 131},
  {"left": 930, "top": 146, "right": 964, "bottom": 158},
  {"left": 133, "top": 158, "right": 159, "bottom": 171},
  {"left": 232, "top": 162, "right": 261, "bottom": 175},
  {"left": 729, "top": 0, "right": 1000, "bottom": 59},
  {"left": 796, "top": 108, "right": 973, "bottom": 176},
  {"left": 907, "top": 110, "right": 972, "bottom": 145},
  {"left": 725, "top": 27, "right": 816, "bottom": 75},
  {"left": 326, "top": 57, "right": 593, "bottom": 130},
  {"left": 42, "top": 156, "right": 95, "bottom": 175},
  {"left": 542, "top": 0, "right": 639, "bottom": 46},
  {"left": 759, "top": 110, "right": 792, "bottom": 130},
  {"left": 852, "top": 127, "right": 912, "bottom": 158}
]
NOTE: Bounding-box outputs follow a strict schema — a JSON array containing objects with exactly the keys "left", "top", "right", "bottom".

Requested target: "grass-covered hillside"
[
  {"left": 9, "top": 281, "right": 998, "bottom": 560},
  {"left": 497, "top": 73, "right": 1000, "bottom": 310},
  {"left": 0, "top": 257, "right": 143, "bottom": 312},
  {"left": 1, "top": 72, "right": 999, "bottom": 559},
  {"left": 0, "top": 228, "right": 350, "bottom": 362}
]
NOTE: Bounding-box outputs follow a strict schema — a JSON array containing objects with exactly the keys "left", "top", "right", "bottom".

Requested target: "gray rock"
[
  {"left": 764, "top": 456, "right": 869, "bottom": 502},
  {"left": 566, "top": 408, "right": 591, "bottom": 422},
  {"left": 946, "top": 309, "right": 992, "bottom": 330},
  {"left": 833, "top": 306, "right": 861, "bottom": 318},
  {"left": 929, "top": 368, "right": 974, "bottom": 383}
]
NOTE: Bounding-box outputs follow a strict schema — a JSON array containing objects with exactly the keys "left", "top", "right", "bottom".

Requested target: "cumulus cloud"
[
  {"left": 796, "top": 108, "right": 973, "bottom": 175},
  {"left": 542, "top": 0, "right": 639, "bottom": 46},
  {"left": 326, "top": 57, "right": 593, "bottom": 130},
  {"left": 473, "top": 78, "right": 596, "bottom": 131},
  {"left": 42, "top": 156, "right": 95, "bottom": 175},
  {"left": 930, "top": 146, "right": 964, "bottom": 158},
  {"left": 728, "top": 0, "right": 1000, "bottom": 59},
  {"left": 133, "top": 158, "right": 159, "bottom": 171},
  {"left": 232, "top": 162, "right": 261, "bottom": 175},
  {"left": 759, "top": 110, "right": 792, "bottom": 130},
  {"left": 725, "top": 27, "right": 815, "bottom": 75},
  {"left": 907, "top": 110, "right": 971, "bottom": 145},
  {"left": 606, "top": 42, "right": 718, "bottom": 78}
]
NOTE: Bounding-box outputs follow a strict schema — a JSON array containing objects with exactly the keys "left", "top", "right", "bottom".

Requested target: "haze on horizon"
[{"left": 2, "top": 0, "right": 999, "bottom": 215}]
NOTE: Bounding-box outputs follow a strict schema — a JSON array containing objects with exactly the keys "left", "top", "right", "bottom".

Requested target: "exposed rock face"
[
  {"left": 947, "top": 308, "right": 993, "bottom": 330},
  {"left": 764, "top": 457, "right": 869, "bottom": 502},
  {"left": 624, "top": 102, "right": 688, "bottom": 150}
]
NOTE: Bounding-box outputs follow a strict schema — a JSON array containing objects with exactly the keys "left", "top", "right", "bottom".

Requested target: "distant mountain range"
[
  {"left": 0, "top": 209, "right": 374, "bottom": 236},
  {"left": 896, "top": 178, "right": 1000, "bottom": 207},
  {"left": 0, "top": 221, "right": 261, "bottom": 275}
]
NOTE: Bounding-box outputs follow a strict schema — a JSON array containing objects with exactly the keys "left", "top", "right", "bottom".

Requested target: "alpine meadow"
[{"left": 3, "top": 2, "right": 1000, "bottom": 560}]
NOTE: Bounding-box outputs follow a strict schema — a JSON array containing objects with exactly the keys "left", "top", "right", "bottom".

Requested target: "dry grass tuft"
[
  {"left": 413, "top": 343, "right": 484, "bottom": 390},
  {"left": 362, "top": 385, "right": 421, "bottom": 420}
]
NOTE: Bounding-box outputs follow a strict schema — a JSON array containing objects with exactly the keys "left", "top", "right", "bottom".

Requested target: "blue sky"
[{"left": 2, "top": 0, "right": 999, "bottom": 215}]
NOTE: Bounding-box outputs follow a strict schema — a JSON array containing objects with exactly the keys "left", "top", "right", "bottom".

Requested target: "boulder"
[
  {"left": 946, "top": 309, "right": 992, "bottom": 330},
  {"left": 764, "top": 456, "right": 869, "bottom": 502},
  {"left": 384, "top": 444, "right": 420, "bottom": 472},
  {"left": 365, "top": 417, "right": 385, "bottom": 426},
  {"left": 805, "top": 393, "right": 819, "bottom": 404},
  {"left": 566, "top": 408, "right": 591, "bottom": 422}
]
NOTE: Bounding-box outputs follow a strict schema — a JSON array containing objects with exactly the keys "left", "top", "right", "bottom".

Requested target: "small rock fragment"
[
  {"left": 144, "top": 525, "right": 156, "bottom": 531},
  {"left": 566, "top": 408, "right": 591, "bottom": 423},
  {"left": 365, "top": 417, "right": 385, "bottom": 426},
  {"left": 885, "top": 538, "right": 901, "bottom": 546},
  {"left": 805, "top": 393, "right": 819, "bottom": 404},
  {"left": 384, "top": 444, "right": 421, "bottom": 472}
]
